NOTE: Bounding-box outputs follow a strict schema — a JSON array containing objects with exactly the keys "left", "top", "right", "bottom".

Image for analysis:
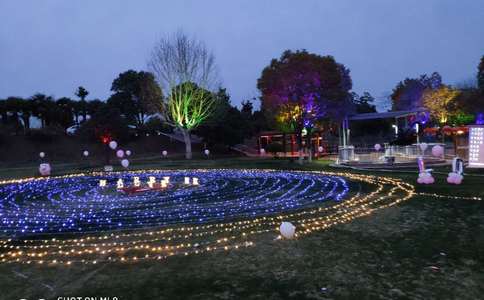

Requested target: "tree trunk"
[
  {"left": 181, "top": 128, "right": 192, "bottom": 159},
  {"left": 307, "top": 132, "right": 313, "bottom": 162},
  {"left": 297, "top": 131, "right": 303, "bottom": 165}
]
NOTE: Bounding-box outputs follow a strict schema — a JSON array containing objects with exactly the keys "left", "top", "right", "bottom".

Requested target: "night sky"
[{"left": 1, "top": 0, "right": 483, "bottom": 110}]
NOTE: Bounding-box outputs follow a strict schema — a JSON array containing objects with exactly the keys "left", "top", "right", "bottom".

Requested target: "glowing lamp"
[
  {"left": 98, "top": 180, "right": 107, "bottom": 187},
  {"left": 192, "top": 178, "right": 199, "bottom": 185},
  {"left": 184, "top": 177, "right": 190, "bottom": 185},
  {"left": 116, "top": 179, "right": 124, "bottom": 189}
]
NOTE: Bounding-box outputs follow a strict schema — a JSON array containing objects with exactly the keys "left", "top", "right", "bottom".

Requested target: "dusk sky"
[{"left": 1, "top": 0, "right": 483, "bottom": 111}]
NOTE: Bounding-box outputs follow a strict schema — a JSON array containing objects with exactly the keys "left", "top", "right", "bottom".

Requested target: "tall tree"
[
  {"left": 423, "top": 85, "right": 460, "bottom": 124},
  {"left": 148, "top": 31, "right": 219, "bottom": 159},
  {"left": 257, "top": 49, "right": 352, "bottom": 162},
  {"left": 0, "top": 100, "right": 7, "bottom": 125},
  {"left": 75, "top": 86, "right": 89, "bottom": 101},
  {"left": 30, "top": 94, "right": 56, "bottom": 128},
  {"left": 391, "top": 72, "right": 442, "bottom": 111},
  {"left": 109, "top": 70, "right": 162, "bottom": 128},
  {"left": 353, "top": 92, "right": 377, "bottom": 113},
  {"left": 478, "top": 55, "right": 484, "bottom": 94},
  {"left": 56, "top": 97, "right": 75, "bottom": 129},
  {"left": 195, "top": 88, "right": 247, "bottom": 147},
  {"left": 75, "top": 86, "right": 89, "bottom": 123},
  {"left": 17, "top": 98, "right": 33, "bottom": 131}
]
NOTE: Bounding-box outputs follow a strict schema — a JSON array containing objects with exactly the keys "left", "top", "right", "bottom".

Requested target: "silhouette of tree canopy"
[
  {"left": 108, "top": 70, "right": 162, "bottom": 129},
  {"left": 391, "top": 72, "right": 442, "bottom": 111}
]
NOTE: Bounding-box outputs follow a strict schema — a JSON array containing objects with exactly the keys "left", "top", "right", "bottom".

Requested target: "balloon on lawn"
[
  {"left": 447, "top": 157, "right": 464, "bottom": 185},
  {"left": 39, "top": 163, "right": 51, "bottom": 176},
  {"left": 83, "top": 150, "right": 89, "bottom": 157},
  {"left": 125, "top": 150, "right": 131, "bottom": 156},
  {"left": 121, "top": 159, "right": 129, "bottom": 168},
  {"left": 417, "top": 156, "right": 435, "bottom": 185},
  {"left": 431, "top": 145, "right": 444, "bottom": 157},
  {"left": 116, "top": 150, "right": 125, "bottom": 158},
  {"left": 279, "top": 222, "right": 296, "bottom": 239},
  {"left": 374, "top": 144, "right": 381, "bottom": 151},
  {"left": 39, "top": 152, "right": 45, "bottom": 158},
  {"left": 109, "top": 141, "right": 118, "bottom": 150}
]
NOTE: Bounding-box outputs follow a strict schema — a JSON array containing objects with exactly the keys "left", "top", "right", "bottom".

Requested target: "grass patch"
[{"left": 0, "top": 158, "right": 483, "bottom": 300}]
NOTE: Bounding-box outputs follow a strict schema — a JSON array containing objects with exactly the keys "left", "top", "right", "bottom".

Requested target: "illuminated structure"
[{"left": 468, "top": 125, "right": 484, "bottom": 168}]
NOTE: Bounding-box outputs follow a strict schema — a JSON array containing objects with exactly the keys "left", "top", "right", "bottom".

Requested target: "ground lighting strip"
[{"left": 0, "top": 169, "right": 417, "bottom": 265}]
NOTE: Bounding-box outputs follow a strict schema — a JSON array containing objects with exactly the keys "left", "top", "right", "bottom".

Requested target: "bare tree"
[{"left": 148, "top": 31, "right": 220, "bottom": 159}]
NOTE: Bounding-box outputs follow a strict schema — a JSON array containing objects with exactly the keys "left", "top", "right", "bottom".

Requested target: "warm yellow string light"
[{"left": 2, "top": 169, "right": 456, "bottom": 266}]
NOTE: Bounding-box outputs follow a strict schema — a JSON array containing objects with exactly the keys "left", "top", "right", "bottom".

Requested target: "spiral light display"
[{"left": 0, "top": 169, "right": 416, "bottom": 266}]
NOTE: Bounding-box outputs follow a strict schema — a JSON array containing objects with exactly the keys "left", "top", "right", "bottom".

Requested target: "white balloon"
[
  {"left": 116, "top": 149, "right": 125, "bottom": 158},
  {"left": 431, "top": 145, "right": 444, "bottom": 157},
  {"left": 419, "top": 143, "right": 428, "bottom": 152},
  {"left": 374, "top": 144, "right": 381, "bottom": 151},
  {"left": 125, "top": 150, "right": 131, "bottom": 156},
  {"left": 318, "top": 146, "right": 324, "bottom": 153},
  {"left": 279, "top": 222, "right": 296, "bottom": 239},
  {"left": 39, "top": 152, "right": 45, "bottom": 158},
  {"left": 109, "top": 141, "right": 118, "bottom": 150},
  {"left": 162, "top": 150, "right": 168, "bottom": 157},
  {"left": 121, "top": 159, "right": 129, "bottom": 168},
  {"left": 204, "top": 149, "right": 210, "bottom": 156},
  {"left": 39, "top": 163, "right": 51, "bottom": 176},
  {"left": 83, "top": 150, "right": 89, "bottom": 157}
]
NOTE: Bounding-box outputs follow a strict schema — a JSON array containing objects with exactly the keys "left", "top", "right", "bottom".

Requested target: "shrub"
[{"left": 25, "top": 126, "right": 63, "bottom": 143}]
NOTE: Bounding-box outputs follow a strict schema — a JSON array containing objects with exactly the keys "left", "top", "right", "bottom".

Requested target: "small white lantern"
[
  {"left": 192, "top": 177, "right": 199, "bottom": 185},
  {"left": 162, "top": 150, "right": 168, "bottom": 157},
  {"left": 121, "top": 159, "right": 129, "bottom": 168},
  {"left": 98, "top": 179, "right": 107, "bottom": 187},
  {"left": 374, "top": 144, "right": 381, "bottom": 151},
  {"left": 279, "top": 222, "right": 296, "bottom": 239},
  {"left": 184, "top": 177, "right": 190, "bottom": 185},
  {"left": 125, "top": 150, "right": 132, "bottom": 156},
  {"left": 83, "top": 150, "right": 89, "bottom": 157},
  {"left": 204, "top": 149, "right": 210, "bottom": 156},
  {"left": 39, "top": 152, "right": 45, "bottom": 158},
  {"left": 260, "top": 148, "right": 265, "bottom": 155},
  {"left": 109, "top": 141, "right": 118, "bottom": 150},
  {"left": 318, "top": 146, "right": 324, "bottom": 153}
]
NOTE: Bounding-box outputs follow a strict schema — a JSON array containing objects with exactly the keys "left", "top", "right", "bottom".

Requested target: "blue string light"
[{"left": 0, "top": 170, "right": 348, "bottom": 238}]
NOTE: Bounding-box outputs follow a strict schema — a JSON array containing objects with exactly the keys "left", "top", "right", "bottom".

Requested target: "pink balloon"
[
  {"left": 431, "top": 145, "right": 444, "bottom": 157},
  {"left": 116, "top": 150, "right": 125, "bottom": 158}
]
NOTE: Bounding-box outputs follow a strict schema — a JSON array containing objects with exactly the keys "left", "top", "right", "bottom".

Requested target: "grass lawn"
[{"left": 0, "top": 158, "right": 483, "bottom": 300}]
